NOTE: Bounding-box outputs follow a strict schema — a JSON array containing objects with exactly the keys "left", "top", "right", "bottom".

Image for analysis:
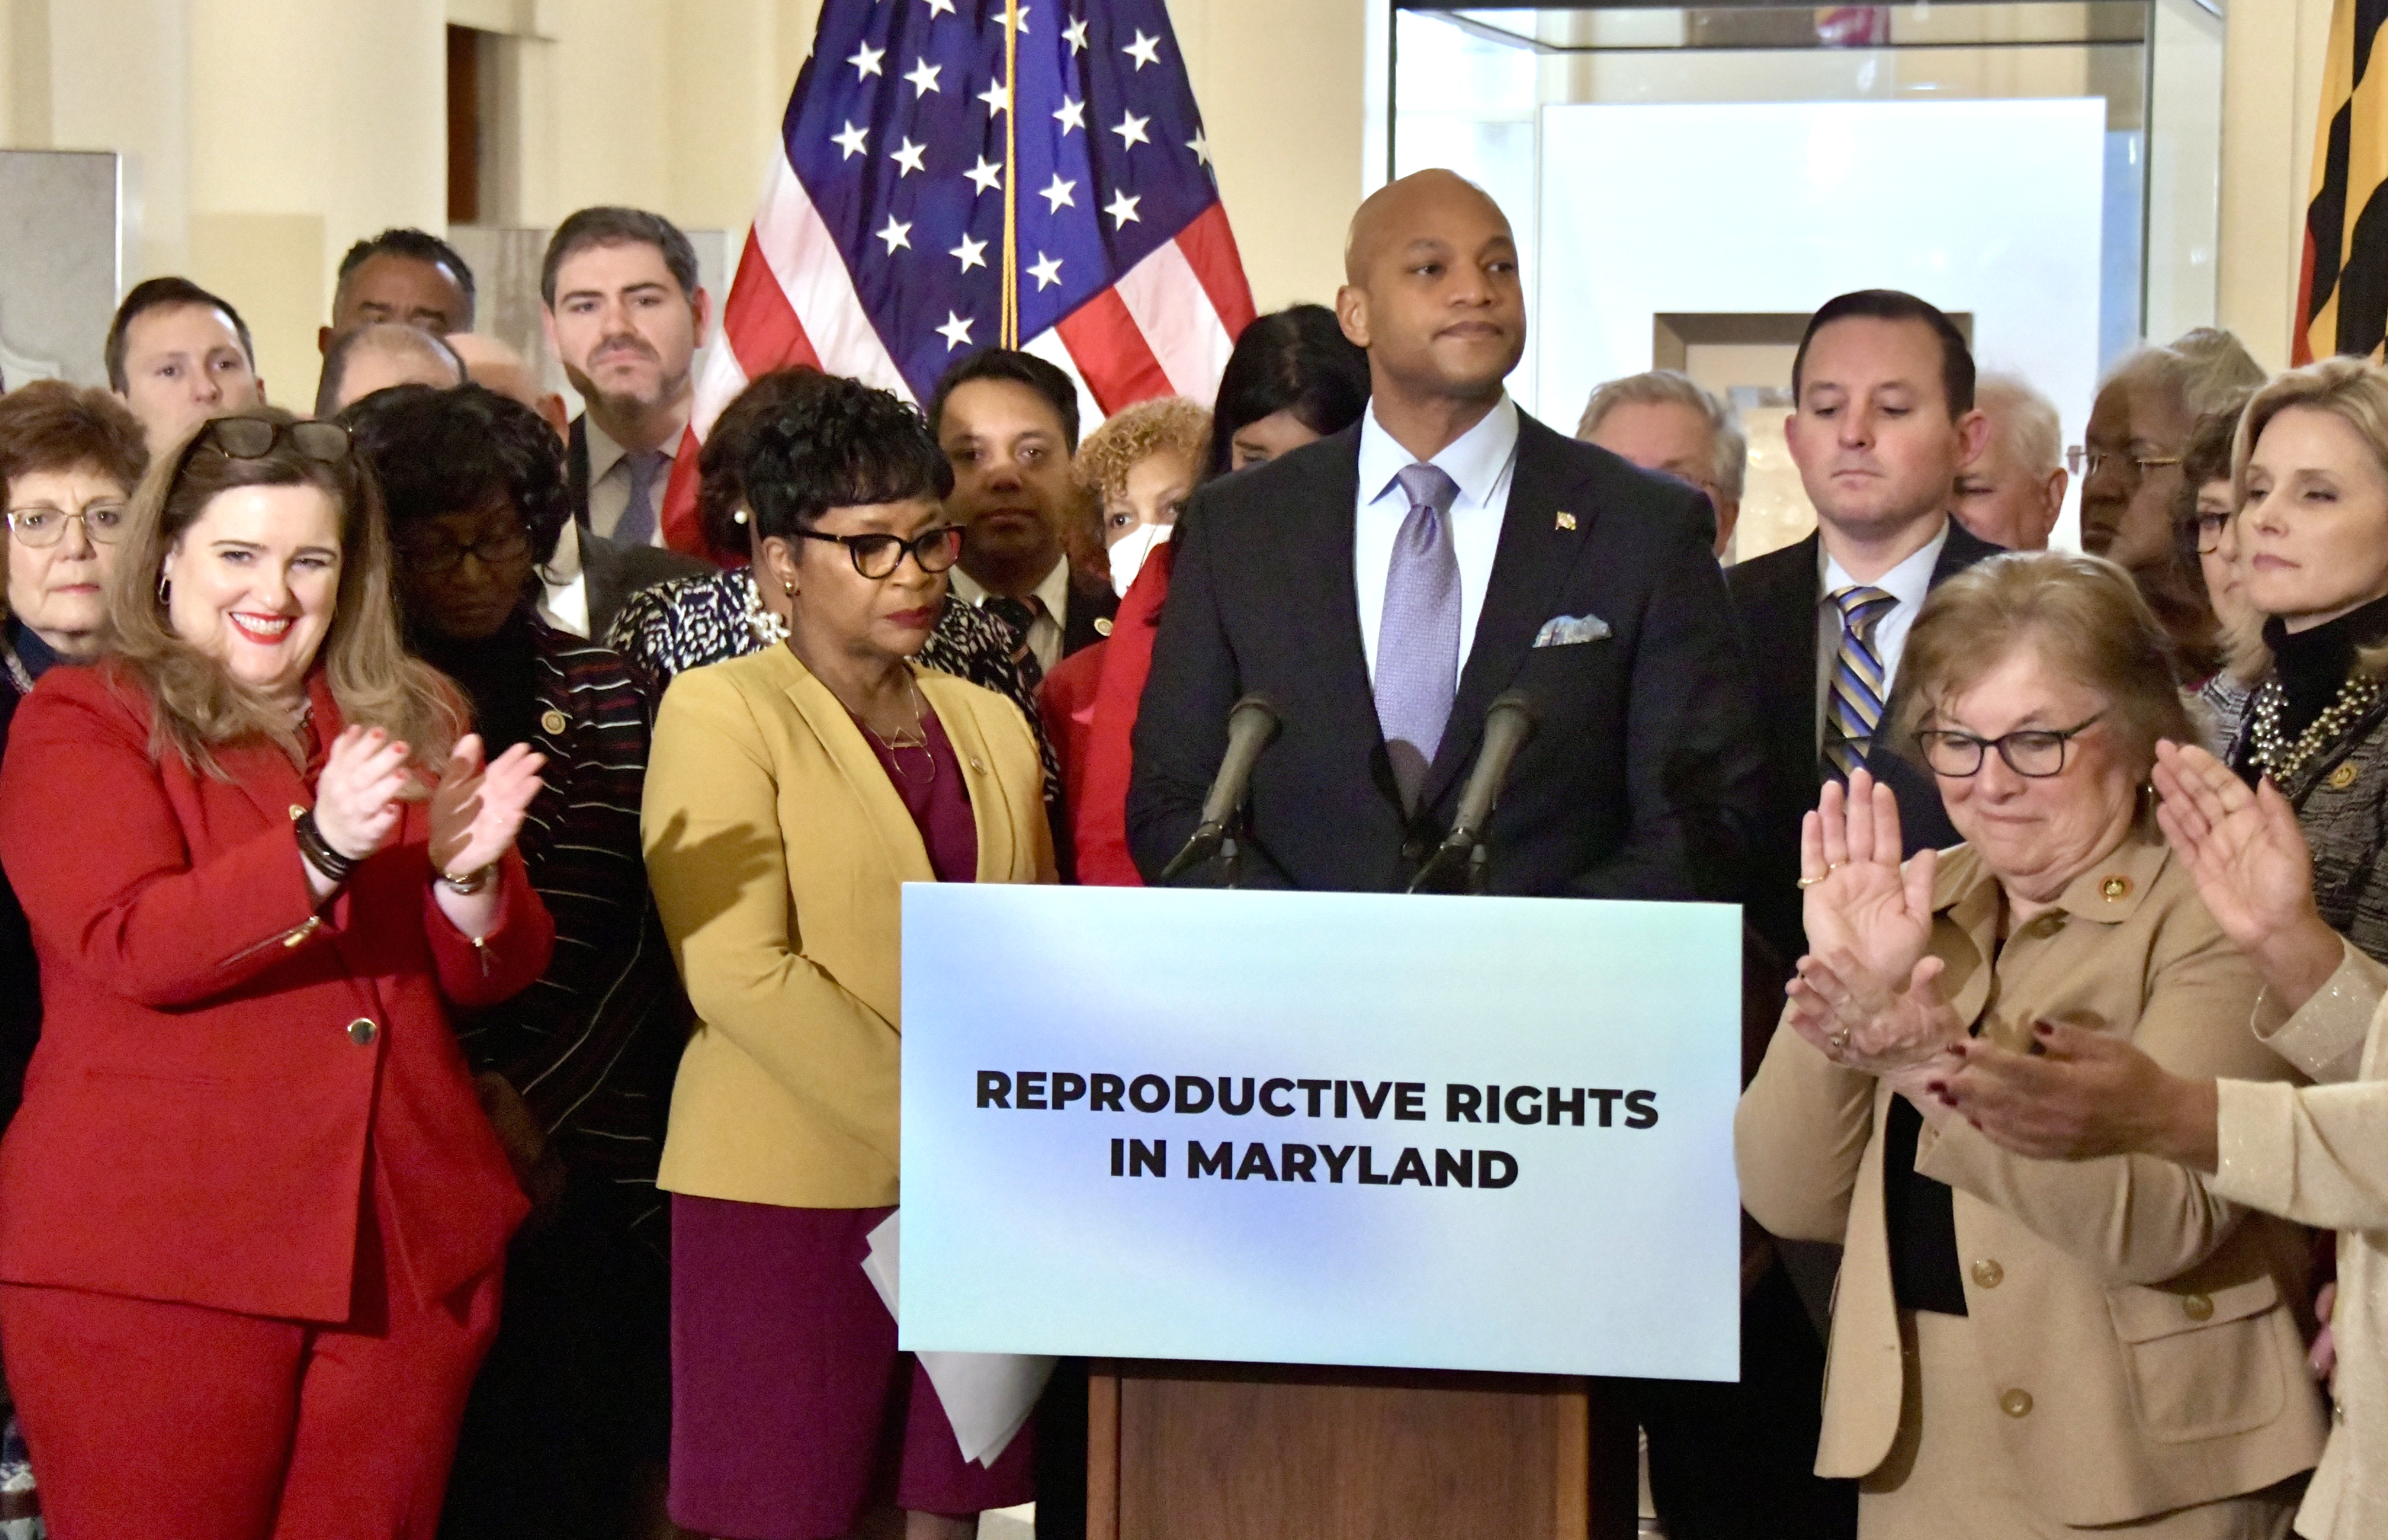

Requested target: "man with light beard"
[
  {"left": 450, "top": 330, "right": 707, "bottom": 639},
  {"left": 539, "top": 207, "right": 712, "bottom": 549}
]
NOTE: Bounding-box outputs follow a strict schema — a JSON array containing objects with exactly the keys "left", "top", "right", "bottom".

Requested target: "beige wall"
[
  {"left": 0, "top": 0, "right": 1365, "bottom": 390},
  {"left": 0, "top": 0, "right": 2327, "bottom": 388},
  {"left": 2218, "top": 0, "right": 2336, "bottom": 371}
]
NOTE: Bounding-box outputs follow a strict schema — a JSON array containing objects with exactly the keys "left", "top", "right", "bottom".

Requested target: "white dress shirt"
[
  {"left": 582, "top": 413, "right": 682, "bottom": 545},
  {"left": 1354, "top": 396, "right": 1519, "bottom": 683},
  {"left": 537, "top": 518, "right": 591, "bottom": 639},
  {"left": 951, "top": 556, "right": 1074, "bottom": 675},
  {"left": 1814, "top": 519, "right": 1949, "bottom": 746}
]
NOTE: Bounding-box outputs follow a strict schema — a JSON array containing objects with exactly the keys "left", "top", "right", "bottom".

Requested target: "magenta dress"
[{"left": 669, "top": 707, "right": 1033, "bottom": 1539}]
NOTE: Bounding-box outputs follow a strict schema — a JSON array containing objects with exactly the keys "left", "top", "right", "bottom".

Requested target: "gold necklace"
[
  {"left": 862, "top": 677, "right": 935, "bottom": 784},
  {"left": 2251, "top": 670, "right": 2383, "bottom": 783}
]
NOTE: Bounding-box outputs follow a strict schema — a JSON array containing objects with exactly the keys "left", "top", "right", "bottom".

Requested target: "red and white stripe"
[{"left": 658, "top": 156, "right": 1255, "bottom": 559}]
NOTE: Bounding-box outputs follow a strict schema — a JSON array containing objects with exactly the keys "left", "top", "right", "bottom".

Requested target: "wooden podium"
[{"left": 1084, "top": 1362, "right": 1641, "bottom": 1540}]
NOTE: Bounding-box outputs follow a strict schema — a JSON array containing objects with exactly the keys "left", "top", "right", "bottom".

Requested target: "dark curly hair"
[
  {"left": 696, "top": 367, "right": 829, "bottom": 556},
  {"left": 730, "top": 372, "right": 953, "bottom": 544},
  {"left": 1207, "top": 305, "right": 1371, "bottom": 475},
  {"left": 340, "top": 382, "right": 573, "bottom": 567}
]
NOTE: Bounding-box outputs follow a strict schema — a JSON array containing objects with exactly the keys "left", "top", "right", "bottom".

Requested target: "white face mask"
[{"left": 1107, "top": 520, "right": 1175, "bottom": 598}]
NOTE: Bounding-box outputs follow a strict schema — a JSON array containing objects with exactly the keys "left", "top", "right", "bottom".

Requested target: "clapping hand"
[
  {"left": 428, "top": 734, "right": 546, "bottom": 880},
  {"left": 2151, "top": 740, "right": 2318, "bottom": 958},
  {"left": 1787, "top": 772, "right": 1962, "bottom": 1086},
  {"left": 2151, "top": 740, "right": 2343, "bottom": 1010},
  {"left": 314, "top": 727, "right": 413, "bottom": 861},
  {"left": 1799, "top": 771, "right": 1937, "bottom": 984}
]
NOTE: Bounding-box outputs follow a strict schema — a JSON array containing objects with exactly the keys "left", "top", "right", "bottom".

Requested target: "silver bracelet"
[{"left": 439, "top": 865, "right": 494, "bottom": 896}]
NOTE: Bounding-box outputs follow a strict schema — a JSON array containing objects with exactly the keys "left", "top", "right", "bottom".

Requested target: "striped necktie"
[{"left": 1822, "top": 585, "right": 1898, "bottom": 780}]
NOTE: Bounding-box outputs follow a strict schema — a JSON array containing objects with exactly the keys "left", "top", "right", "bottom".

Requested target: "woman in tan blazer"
[
  {"left": 1737, "top": 552, "right": 2327, "bottom": 1538},
  {"left": 642, "top": 376, "right": 1054, "bottom": 1540},
  {"left": 1934, "top": 358, "right": 2388, "bottom": 1540}
]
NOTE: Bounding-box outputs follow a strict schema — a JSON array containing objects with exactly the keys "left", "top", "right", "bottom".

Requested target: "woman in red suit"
[
  {"left": 0, "top": 410, "right": 554, "bottom": 1540},
  {"left": 1055, "top": 305, "right": 1371, "bottom": 885}
]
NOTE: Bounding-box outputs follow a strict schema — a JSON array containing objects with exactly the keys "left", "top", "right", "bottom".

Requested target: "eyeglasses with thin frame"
[
  {"left": 5, "top": 500, "right": 129, "bottom": 548},
  {"left": 397, "top": 524, "right": 533, "bottom": 576},
  {"left": 793, "top": 525, "right": 964, "bottom": 580},
  {"left": 2079, "top": 447, "right": 2184, "bottom": 484},
  {"left": 1916, "top": 711, "right": 2106, "bottom": 778}
]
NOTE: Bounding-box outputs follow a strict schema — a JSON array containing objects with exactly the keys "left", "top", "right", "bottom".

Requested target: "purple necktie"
[
  {"left": 616, "top": 450, "right": 668, "bottom": 546},
  {"left": 1375, "top": 463, "right": 1462, "bottom": 808}
]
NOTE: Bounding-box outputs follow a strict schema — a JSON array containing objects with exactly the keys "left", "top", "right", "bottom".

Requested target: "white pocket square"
[{"left": 1533, "top": 614, "right": 1611, "bottom": 648}]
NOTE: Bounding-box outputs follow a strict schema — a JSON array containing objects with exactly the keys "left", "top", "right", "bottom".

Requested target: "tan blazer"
[
  {"left": 1737, "top": 833, "right": 2328, "bottom": 1526},
  {"left": 643, "top": 646, "right": 1056, "bottom": 1209}
]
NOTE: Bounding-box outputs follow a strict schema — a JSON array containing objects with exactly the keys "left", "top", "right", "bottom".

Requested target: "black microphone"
[
  {"left": 1159, "top": 693, "right": 1282, "bottom": 882},
  {"left": 1408, "top": 690, "right": 1538, "bottom": 894}
]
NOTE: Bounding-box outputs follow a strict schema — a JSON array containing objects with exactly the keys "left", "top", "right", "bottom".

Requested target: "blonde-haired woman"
[
  {"left": 2217, "top": 357, "right": 2388, "bottom": 964},
  {"left": 1738, "top": 551, "right": 2326, "bottom": 1537},
  {"left": 0, "top": 409, "right": 554, "bottom": 1539}
]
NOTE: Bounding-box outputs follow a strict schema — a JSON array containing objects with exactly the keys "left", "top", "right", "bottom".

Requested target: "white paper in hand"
[{"left": 862, "top": 1210, "right": 1056, "bottom": 1467}]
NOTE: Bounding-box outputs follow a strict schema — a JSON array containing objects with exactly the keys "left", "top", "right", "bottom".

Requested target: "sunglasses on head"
[{"left": 168, "top": 416, "right": 354, "bottom": 491}]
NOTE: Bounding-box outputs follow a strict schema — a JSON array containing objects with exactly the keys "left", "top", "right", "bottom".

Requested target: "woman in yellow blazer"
[
  {"left": 642, "top": 374, "right": 1054, "bottom": 1540},
  {"left": 1737, "top": 553, "right": 2326, "bottom": 1538}
]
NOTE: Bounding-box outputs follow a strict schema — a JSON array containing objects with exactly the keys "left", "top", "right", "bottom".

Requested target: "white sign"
[{"left": 899, "top": 886, "right": 1742, "bottom": 1381}]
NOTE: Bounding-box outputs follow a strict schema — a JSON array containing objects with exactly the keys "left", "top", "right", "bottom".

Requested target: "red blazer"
[
  {"left": 1069, "top": 542, "right": 1175, "bottom": 887},
  {"left": 0, "top": 664, "right": 551, "bottom": 1322}
]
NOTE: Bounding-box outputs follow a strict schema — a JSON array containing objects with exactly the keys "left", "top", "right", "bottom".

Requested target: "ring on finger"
[{"left": 1828, "top": 1027, "right": 1852, "bottom": 1053}]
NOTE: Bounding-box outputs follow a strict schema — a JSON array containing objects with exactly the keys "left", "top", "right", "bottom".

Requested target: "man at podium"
[{"left": 1128, "top": 169, "right": 1764, "bottom": 900}]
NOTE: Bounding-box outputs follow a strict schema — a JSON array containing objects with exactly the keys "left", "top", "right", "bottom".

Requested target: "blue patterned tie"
[
  {"left": 1375, "top": 463, "right": 1463, "bottom": 808},
  {"left": 615, "top": 450, "right": 668, "bottom": 546},
  {"left": 1822, "top": 585, "right": 1898, "bottom": 780}
]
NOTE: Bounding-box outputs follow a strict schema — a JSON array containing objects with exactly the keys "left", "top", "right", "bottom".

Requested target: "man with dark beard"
[{"left": 539, "top": 207, "right": 713, "bottom": 549}]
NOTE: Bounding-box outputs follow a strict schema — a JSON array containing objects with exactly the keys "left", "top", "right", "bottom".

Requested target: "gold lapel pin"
[
  {"left": 1555, "top": 511, "right": 1577, "bottom": 532},
  {"left": 2100, "top": 874, "right": 2132, "bottom": 901},
  {"left": 2327, "top": 762, "right": 2361, "bottom": 790}
]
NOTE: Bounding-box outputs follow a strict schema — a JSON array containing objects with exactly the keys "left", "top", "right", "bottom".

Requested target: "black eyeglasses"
[
  {"left": 793, "top": 525, "right": 964, "bottom": 579},
  {"left": 1916, "top": 712, "right": 2105, "bottom": 778},
  {"left": 2185, "top": 509, "right": 2233, "bottom": 555},
  {"left": 397, "top": 525, "right": 533, "bottom": 575}
]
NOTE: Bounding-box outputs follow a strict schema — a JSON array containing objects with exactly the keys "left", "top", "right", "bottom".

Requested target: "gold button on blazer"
[
  {"left": 643, "top": 646, "right": 1056, "bottom": 1211},
  {"left": 1736, "top": 833, "right": 2328, "bottom": 1527}
]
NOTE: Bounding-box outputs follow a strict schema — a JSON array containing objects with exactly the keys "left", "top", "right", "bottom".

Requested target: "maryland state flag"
[{"left": 2296, "top": 0, "right": 2388, "bottom": 363}]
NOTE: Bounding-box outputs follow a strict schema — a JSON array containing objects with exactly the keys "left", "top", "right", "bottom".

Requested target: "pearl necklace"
[{"left": 2250, "top": 671, "right": 2384, "bottom": 783}]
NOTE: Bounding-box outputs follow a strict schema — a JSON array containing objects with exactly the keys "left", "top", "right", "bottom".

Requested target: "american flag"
[{"left": 659, "top": 0, "right": 1258, "bottom": 556}]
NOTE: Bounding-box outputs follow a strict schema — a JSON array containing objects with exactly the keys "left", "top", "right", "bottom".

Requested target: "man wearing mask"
[
  {"left": 1131, "top": 169, "right": 1760, "bottom": 899},
  {"left": 540, "top": 207, "right": 711, "bottom": 549},
  {"left": 929, "top": 349, "right": 1117, "bottom": 683}
]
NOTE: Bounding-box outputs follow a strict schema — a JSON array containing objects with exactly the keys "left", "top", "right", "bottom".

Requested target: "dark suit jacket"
[
  {"left": 1060, "top": 568, "right": 1120, "bottom": 661},
  {"left": 580, "top": 526, "right": 710, "bottom": 644},
  {"left": 1127, "top": 412, "right": 1766, "bottom": 898},
  {"left": 1724, "top": 520, "right": 2006, "bottom": 963}
]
